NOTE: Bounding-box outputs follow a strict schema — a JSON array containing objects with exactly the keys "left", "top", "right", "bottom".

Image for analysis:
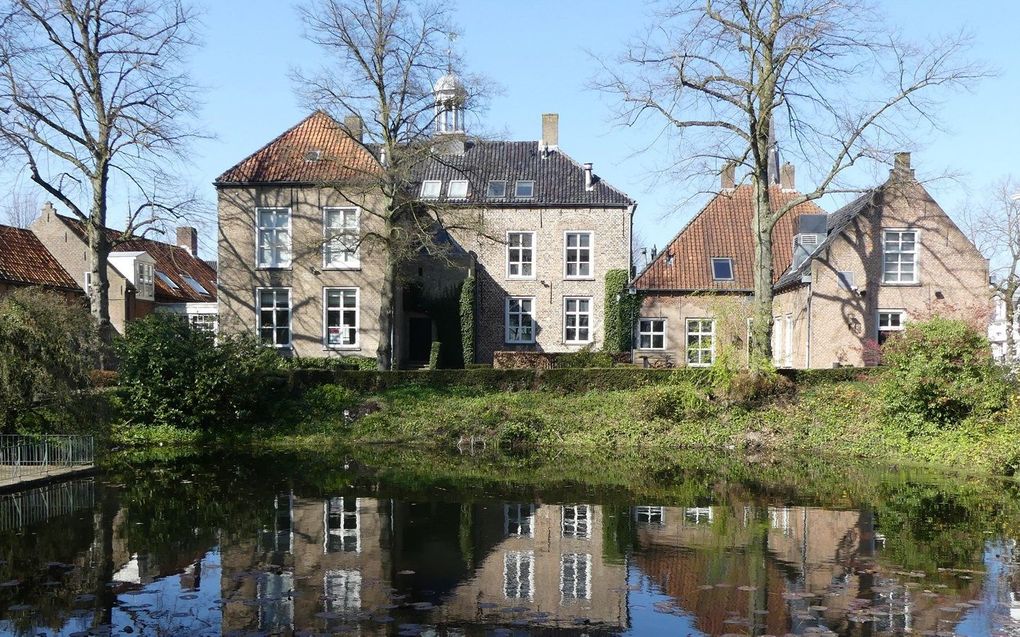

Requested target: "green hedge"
[
  {"left": 779, "top": 366, "right": 881, "bottom": 385},
  {"left": 460, "top": 275, "right": 476, "bottom": 366},
  {"left": 604, "top": 269, "right": 637, "bottom": 353}
]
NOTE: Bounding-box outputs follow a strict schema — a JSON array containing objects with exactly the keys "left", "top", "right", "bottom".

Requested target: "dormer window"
[
  {"left": 136, "top": 262, "right": 154, "bottom": 298},
  {"left": 447, "top": 180, "right": 468, "bottom": 199},
  {"left": 712, "top": 258, "right": 733, "bottom": 281},
  {"left": 420, "top": 180, "right": 441, "bottom": 198},
  {"left": 487, "top": 180, "right": 507, "bottom": 198},
  {"left": 514, "top": 180, "right": 535, "bottom": 199}
]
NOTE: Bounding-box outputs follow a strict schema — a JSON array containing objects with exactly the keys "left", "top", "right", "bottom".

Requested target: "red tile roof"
[
  {"left": 57, "top": 215, "right": 216, "bottom": 303},
  {"left": 214, "top": 111, "right": 381, "bottom": 185},
  {"left": 634, "top": 185, "right": 827, "bottom": 291},
  {"left": 0, "top": 224, "right": 80, "bottom": 291}
]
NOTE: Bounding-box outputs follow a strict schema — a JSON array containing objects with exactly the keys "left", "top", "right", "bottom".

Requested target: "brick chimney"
[
  {"left": 892, "top": 152, "right": 914, "bottom": 178},
  {"left": 41, "top": 201, "right": 56, "bottom": 222},
  {"left": 343, "top": 115, "right": 363, "bottom": 142},
  {"left": 541, "top": 113, "right": 559, "bottom": 150},
  {"left": 721, "top": 164, "right": 736, "bottom": 190},
  {"left": 177, "top": 226, "right": 198, "bottom": 256},
  {"left": 780, "top": 163, "right": 795, "bottom": 191}
]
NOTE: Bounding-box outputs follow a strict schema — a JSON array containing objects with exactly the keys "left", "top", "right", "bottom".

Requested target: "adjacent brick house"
[{"left": 0, "top": 223, "right": 83, "bottom": 302}]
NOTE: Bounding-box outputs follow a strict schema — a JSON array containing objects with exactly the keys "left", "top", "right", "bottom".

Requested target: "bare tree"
[
  {"left": 294, "top": 0, "right": 491, "bottom": 369},
  {"left": 595, "top": 0, "right": 986, "bottom": 367},
  {"left": 966, "top": 178, "right": 1020, "bottom": 362},
  {"left": 0, "top": 0, "right": 202, "bottom": 347},
  {"left": 0, "top": 185, "right": 38, "bottom": 227}
]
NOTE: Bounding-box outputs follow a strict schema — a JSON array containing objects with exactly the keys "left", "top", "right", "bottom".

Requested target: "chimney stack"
[
  {"left": 177, "top": 226, "right": 198, "bottom": 256},
  {"left": 583, "top": 162, "right": 594, "bottom": 191},
  {"left": 343, "top": 115, "right": 363, "bottom": 142},
  {"left": 41, "top": 201, "right": 55, "bottom": 222},
  {"left": 541, "top": 113, "right": 559, "bottom": 150},
  {"left": 780, "top": 163, "right": 795, "bottom": 191},
  {"left": 892, "top": 152, "right": 913, "bottom": 177},
  {"left": 721, "top": 164, "right": 736, "bottom": 190}
]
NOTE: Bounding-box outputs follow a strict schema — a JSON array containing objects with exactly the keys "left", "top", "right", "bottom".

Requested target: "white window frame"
[
  {"left": 323, "top": 287, "right": 359, "bottom": 350},
  {"left": 323, "top": 207, "right": 361, "bottom": 269},
  {"left": 503, "top": 550, "right": 535, "bottom": 601},
  {"left": 324, "top": 497, "right": 360, "bottom": 554},
  {"left": 505, "top": 503, "right": 536, "bottom": 537},
  {"left": 506, "top": 231, "right": 536, "bottom": 279},
  {"left": 136, "top": 262, "right": 154, "bottom": 299},
  {"left": 256, "top": 287, "right": 292, "bottom": 348},
  {"left": 685, "top": 318, "right": 715, "bottom": 367},
  {"left": 561, "top": 504, "right": 591, "bottom": 540},
  {"left": 447, "top": 179, "right": 469, "bottom": 199},
  {"left": 683, "top": 506, "right": 714, "bottom": 526},
  {"left": 256, "top": 207, "right": 292, "bottom": 269},
  {"left": 878, "top": 309, "right": 906, "bottom": 344},
  {"left": 563, "top": 297, "right": 593, "bottom": 344},
  {"left": 323, "top": 569, "right": 361, "bottom": 614},
  {"left": 486, "top": 180, "right": 507, "bottom": 198},
  {"left": 83, "top": 271, "right": 92, "bottom": 294},
  {"left": 560, "top": 553, "right": 592, "bottom": 602},
  {"left": 514, "top": 180, "right": 535, "bottom": 199},
  {"left": 419, "top": 180, "right": 441, "bottom": 198},
  {"left": 637, "top": 318, "right": 666, "bottom": 350},
  {"left": 505, "top": 297, "right": 536, "bottom": 344},
  {"left": 711, "top": 257, "right": 734, "bottom": 281},
  {"left": 189, "top": 313, "right": 217, "bottom": 333},
  {"left": 563, "top": 231, "right": 594, "bottom": 279},
  {"left": 634, "top": 506, "right": 665, "bottom": 525},
  {"left": 882, "top": 229, "right": 919, "bottom": 284}
]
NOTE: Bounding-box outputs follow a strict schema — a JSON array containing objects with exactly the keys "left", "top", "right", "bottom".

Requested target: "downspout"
[{"left": 806, "top": 279, "right": 813, "bottom": 369}]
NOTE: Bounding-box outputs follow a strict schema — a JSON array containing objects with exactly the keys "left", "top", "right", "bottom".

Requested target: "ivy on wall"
[
  {"left": 459, "top": 274, "right": 476, "bottom": 366},
  {"left": 604, "top": 269, "right": 639, "bottom": 353}
]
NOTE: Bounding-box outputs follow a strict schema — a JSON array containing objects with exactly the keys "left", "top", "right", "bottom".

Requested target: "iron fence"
[
  {"left": 0, "top": 478, "right": 95, "bottom": 532},
  {"left": 0, "top": 434, "right": 95, "bottom": 482}
]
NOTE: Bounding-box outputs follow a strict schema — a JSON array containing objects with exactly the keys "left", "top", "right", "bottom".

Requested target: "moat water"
[{"left": 1, "top": 446, "right": 1020, "bottom": 636}]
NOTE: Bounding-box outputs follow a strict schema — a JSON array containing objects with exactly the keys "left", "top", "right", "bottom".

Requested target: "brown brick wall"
[{"left": 635, "top": 293, "right": 754, "bottom": 367}]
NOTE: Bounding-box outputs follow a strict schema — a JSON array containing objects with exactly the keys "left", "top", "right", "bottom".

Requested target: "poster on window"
[{"left": 328, "top": 326, "right": 344, "bottom": 346}]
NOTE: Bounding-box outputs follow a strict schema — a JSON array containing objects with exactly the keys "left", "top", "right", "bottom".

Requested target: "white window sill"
[
  {"left": 880, "top": 281, "right": 921, "bottom": 287},
  {"left": 634, "top": 348, "right": 666, "bottom": 352},
  {"left": 324, "top": 346, "right": 361, "bottom": 351},
  {"left": 687, "top": 362, "right": 712, "bottom": 368},
  {"left": 257, "top": 265, "right": 293, "bottom": 271},
  {"left": 563, "top": 277, "right": 595, "bottom": 282}
]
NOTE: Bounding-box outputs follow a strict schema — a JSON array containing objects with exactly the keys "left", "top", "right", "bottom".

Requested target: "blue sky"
[{"left": 153, "top": 1, "right": 1020, "bottom": 257}]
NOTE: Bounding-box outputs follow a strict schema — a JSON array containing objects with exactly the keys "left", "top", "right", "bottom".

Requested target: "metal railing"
[
  {"left": 0, "top": 435, "right": 95, "bottom": 482},
  {"left": 0, "top": 477, "right": 95, "bottom": 532}
]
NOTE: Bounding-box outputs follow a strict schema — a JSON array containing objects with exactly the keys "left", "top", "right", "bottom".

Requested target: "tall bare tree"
[
  {"left": 0, "top": 185, "right": 38, "bottom": 227},
  {"left": 596, "top": 0, "right": 985, "bottom": 367},
  {"left": 295, "top": 0, "right": 490, "bottom": 369},
  {"left": 0, "top": 0, "right": 202, "bottom": 346},
  {"left": 966, "top": 178, "right": 1020, "bottom": 362}
]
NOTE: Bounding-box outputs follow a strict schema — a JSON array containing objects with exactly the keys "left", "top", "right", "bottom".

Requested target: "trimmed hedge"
[{"left": 493, "top": 350, "right": 632, "bottom": 369}]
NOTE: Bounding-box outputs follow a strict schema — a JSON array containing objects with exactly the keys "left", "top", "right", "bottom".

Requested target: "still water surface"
[{"left": 1, "top": 447, "right": 1020, "bottom": 636}]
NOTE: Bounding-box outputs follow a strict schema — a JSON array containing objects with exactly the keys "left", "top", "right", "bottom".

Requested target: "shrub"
[
  {"left": 288, "top": 356, "right": 375, "bottom": 371},
  {"left": 555, "top": 344, "right": 615, "bottom": 368},
  {"left": 497, "top": 412, "right": 545, "bottom": 447},
  {"left": 301, "top": 384, "right": 359, "bottom": 426},
  {"left": 115, "top": 314, "right": 285, "bottom": 429},
  {"left": 635, "top": 380, "right": 714, "bottom": 421},
  {"left": 880, "top": 317, "right": 1009, "bottom": 432},
  {"left": 428, "top": 341, "right": 441, "bottom": 370},
  {"left": 0, "top": 288, "right": 99, "bottom": 432}
]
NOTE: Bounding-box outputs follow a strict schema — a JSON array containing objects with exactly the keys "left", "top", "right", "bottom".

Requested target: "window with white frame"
[
  {"left": 324, "top": 570, "right": 361, "bottom": 614},
  {"left": 564, "top": 297, "right": 592, "bottom": 344},
  {"left": 486, "top": 180, "right": 507, "bottom": 198},
  {"left": 136, "top": 262, "right": 154, "bottom": 298},
  {"left": 420, "top": 180, "right": 441, "bottom": 198},
  {"left": 682, "top": 507, "right": 714, "bottom": 526},
  {"left": 514, "top": 180, "right": 535, "bottom": 199},
  {"left": 256, "top": 208, "right": 292, "bottom": 268},
  {"left": 637, "top": 318, "right": 666, "bottom": 350},
  {"left": 685, "top": 318, "right": 715, "bottom": 366},
  {"left": 505, "top": 297, "right": 536, "bottom": 344},
  {"left": 769, "top": 506, "right": 792, "bottom": 535},
  {"left": 447, "top": 179, "right": 469, "bottom": 199},
  {"left": 323, "top": 207, "right": 360, "bottom": 268},
  {"left": 634, "top": 506, "right": 665, "bottom": 525},
  {"left": 324, "top": 497, "right": 359, "bottom": 553},
  {"left": 257, "top": 288, "right": 291, "bottom": 347},
  {"left": 560, "top": 553, "right": 592, "bottom": 601},
  {"left": 878, "top": 310, "right": 905, "bottom": 345},
  {"left": 260, "top": 493, "right": 293, "bottom": 553},
  {"left": 324, "top": 288, "right": 359, "bottom": 349},
  {"left": 506, "top": 232, "right": 535, "bottom": 278},
  {"left": 562, "top": 505, "right": 591, "bottom": 539},
  {"left": 882, "top": 230, "right": 918, "bottom": 284},
  {"left": 83, "top": 271, "right": 92, "bottom": 294},
  {"left": 505, "top": 503, "right": 535, "bottom": 537},
  {"left": 189, "top": 313, "right": 217, "bottom": 333},
  {"left": 564, "top": 232, "right": 592, "bottom": 278},
  {"left": 711, "top": 257, "right": 733, "bottom": 281},
  {"left": 503, "top": 551, "right": 535, "bottom": 601}
]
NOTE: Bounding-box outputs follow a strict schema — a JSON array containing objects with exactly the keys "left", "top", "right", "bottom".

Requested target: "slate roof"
[
  {"left": 214, "top": 111, "right": 381, "bottom": 186},
  {"left": 57, "top": 215, "right": 217, "bottom": 303},
  {"left": 633, "top": 185, "right": 827, "bottom": 291},
  {"left": 0, "top": 224, "right": 80, "bottom": 291}
]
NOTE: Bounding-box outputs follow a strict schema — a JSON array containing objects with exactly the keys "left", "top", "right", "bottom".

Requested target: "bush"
[
  {"left": 0, "top": 288, "right": 99, "bottom": 432},
  {"left": 880, "top": 317, "right": 1009, "bottom": 432},
  {"left": 428, "top": 341, "right": 441, "bottom": 370},
  {"left": 301, "top": 384, "right": 360, "bottom": 426},
  {"left": 555, "top": 344, "right": 614, "bottom": 368},
  {"left": 497, "top": 412, "right": 545, "bottom": 447},
  {"left": 288, "top": 355, "right": 375, "bottom": 371},
  {"left": 635, "top": 381, "right": 714, "bottom": 421},
  {"left": 115, "top": 314, "right": 285, "bottom": 429}
]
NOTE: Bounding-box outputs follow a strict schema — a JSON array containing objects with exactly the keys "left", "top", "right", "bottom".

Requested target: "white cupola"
[{"left": 433, "top": 71, "right": 466, "bottom": 135}]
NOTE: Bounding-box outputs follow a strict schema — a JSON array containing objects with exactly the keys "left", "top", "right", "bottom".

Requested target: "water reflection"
[{"left": 0, "top": 450, "right": 1018, "bottom": 636}]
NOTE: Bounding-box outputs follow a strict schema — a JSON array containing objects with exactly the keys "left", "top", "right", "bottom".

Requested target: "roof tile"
[{"left": 0, "top": 225, "right": 80, "bottom": 290}]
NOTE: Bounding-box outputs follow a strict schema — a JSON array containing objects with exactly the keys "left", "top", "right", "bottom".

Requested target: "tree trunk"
[
  {"left": 88, "top": 167, "right": 115, "bottom": 368},
  {"left": 1006, "top": 283, "right": 1017, "bottom": 363},
  {"left": 376, "top": 213, "right": 397, "bottom": 371},
  {"left": 749, "top": 178, "right": 775, "bottom": 369}
]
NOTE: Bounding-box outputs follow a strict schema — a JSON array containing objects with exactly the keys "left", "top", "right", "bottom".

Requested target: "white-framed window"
[
  {"left": 487, "top": 180, "right": 507, "bottom": 198},
  {"left": 420, "top": 180, "right": 441, "bottom": 198},
  {"left": 882, "top": 230, "right": 918, "bottom": 284},
  {"left": 506, "top": 231, "right": 535, "bottom": 279},
  {"left": 323, "top": 207, "right": 360, "bottom": 268},
  {"left": 637, "top": 318, "right": 666, "bottom": 350},
  {"left": 447, "top": 179, "right": 469, "bottom": 199},
  {"left": 769, "top": 506, "right": 792, "bottom": 535},
  {"left": 560, "top": 553, "right": 592, "bottom": 602},
  {"left": 561, "top": 505, "right": 591, "bottom": 540},
  {"left": 711, "top": 257, "right": 733, "bottom": 281},
  {"left": 189, "top": 313, "right": 217, "bottom": 333},
  {"left": 83, "top": 271, "right": 92, "bottom": 293},
  {"left": 503, "top": 551, "right": 535, "bottom": 601},
  {"left": 685, "top": 318, "right": 715, "bottom": 367},
  {"left": 564, "top": 297, "right": 592, "bottom": 344},
  {"left": 324, "top": 569, "right": 361, "bottom": 614},
  {"left": 324, "top": 288, "right": 359, "bottom": 349},
  {"left": 878, "top": 309, "right": 905, "bottom": 345},
  {"left": 514, "top": 180, "right": 535, "bottom": 199},
  {"left": 257, "top": 288, "right": 291, "bottom": 348},
  {"left": 505, "top": 297, "right": 536, "bottom": 344},
  {"left": 683, "top": 507, "right": 714, "bottom": 526},
  {"left": 136, "top": 262, "right": 154, "bottom": 298},
  {"left": 324, "top": 497, "right": 359, "bottom": 553},
  {"left": 634, "top": 506, "right": 665, "bottom": 525},
  {"left": 564, "top": 232, "right": 593, "bottom": 279},
  {"left": 260, "top": 493, "right": 294, "bottom": 553},
  {"left": 256, "top": 207, "right": 292, "bottom": 269},
  {"left": 505, "top": 503, "right": 535, "bottom": 537}
]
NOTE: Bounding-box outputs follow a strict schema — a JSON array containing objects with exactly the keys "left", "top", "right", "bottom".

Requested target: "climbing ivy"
[
  {"left": 604, "top": 269, "right": 638, "bottom": 353},
  {"left": 459, "top": 275, "right": 476, "bottom": 366}
]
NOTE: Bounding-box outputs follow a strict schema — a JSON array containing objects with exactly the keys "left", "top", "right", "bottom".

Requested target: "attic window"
[
  {"left": 447, "top": 180, "right": 468, "bottom": 199},
  {"left": 304, "top": 149, "right": 322, "bottom": 162},
  {"left": 180, "top": 273, "right": 210, "bottom": 296},
  {"left": 156, "top": 270, "right": 179, "bottom": 290},
  {"left": 486, "top": 180, "right": 507, "bottom": 198},
  {"left": 420, "top": 180, "right": 441, "bottom": 198},
  {"left": 712, "top": 258, "right": 734, "bottom": 281},
  {"left": 514, "top": 180, "right": 535, "bottom": 199}
]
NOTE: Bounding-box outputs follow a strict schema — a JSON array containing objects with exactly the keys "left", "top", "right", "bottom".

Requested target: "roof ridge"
[
  {"left": 214, "top": 110, "right": 341, "bottom": 184},
  {"left": 553, "top": 144, "right": 635, "bottom": 205}
]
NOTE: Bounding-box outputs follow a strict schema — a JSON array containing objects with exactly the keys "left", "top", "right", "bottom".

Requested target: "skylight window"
[
  {"left": 487, "top": 180, "right": 507, "bottom": 198},
  {"left": 419, "top": 180, "right": 441, "bottom": 198},
  {"left": 514, "top": 180, "right": 535, "bottom": 199},
  {"left": 155, "top": 270, "right": 179, "bottom": 289},
  {"left": 447, "top": 180, "right": 468, "bottom": 199},
  {"left": 180, "top": 273, "right": 210, "bottom": 296},
  {"left": 712, "top": 257, "right": 734, "bottom": 281}
]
